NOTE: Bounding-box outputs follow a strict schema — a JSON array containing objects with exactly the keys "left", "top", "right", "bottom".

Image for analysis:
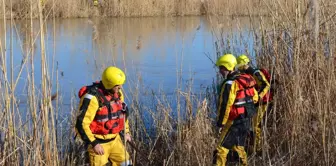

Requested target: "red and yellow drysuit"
[
  {"left": 213, "top": 72, "right": 259, "bottom": 166},
  {"left": 76, "top": 82, "right": 132, "bottom": 166}
]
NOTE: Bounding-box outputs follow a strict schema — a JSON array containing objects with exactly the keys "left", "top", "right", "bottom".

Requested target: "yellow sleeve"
[
  {"left": 119, "top": 89, "right": 131, "bottom": 134},
  {"left": 75, "top": 94, "right": 99, "bottom": 146},
  {"left": 254, "top": 70, "right": 270, "bottom": 98},
  {"left": 125, "top": 119, "right": 130, "bottom": 134},
  {"left": 252, "top": 88, "right": 259, "bottom": 103},
  {"left": 217, "top": 80, "right": 239, "bottom": 126}
]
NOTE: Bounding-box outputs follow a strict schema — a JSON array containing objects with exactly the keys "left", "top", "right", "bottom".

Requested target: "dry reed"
[
  {"left": 1, "top": 0, "right": 273, "bottom": 19},
  {"left": 0, "top": 0, "right": 335, "bottom": 166}
]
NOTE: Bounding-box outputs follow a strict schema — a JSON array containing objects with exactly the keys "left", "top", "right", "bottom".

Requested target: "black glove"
[{"left": 216, "top": 121, "right": 224, "bottom": 128}]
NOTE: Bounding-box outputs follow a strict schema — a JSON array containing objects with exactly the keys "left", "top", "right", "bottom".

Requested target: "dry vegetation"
[
  {"left": 251, "top": 0, "right": 336, "bottom": 165},
  {"left": 1, "top": 0, "right": 273, "bottom": 18},
  {"left": 1, "top": 0, "right": 336, "bottom": 166}
]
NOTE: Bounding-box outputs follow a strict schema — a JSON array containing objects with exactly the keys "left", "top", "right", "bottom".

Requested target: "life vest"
[
  {"left": 228, "top": 74, "right": 257, "bottom": 120},
  {"left": 259, "top": 68, "right": 273, "bottom": 103},
  {"left": 78, "top": 82, "right": 126, "bottom": 135}
]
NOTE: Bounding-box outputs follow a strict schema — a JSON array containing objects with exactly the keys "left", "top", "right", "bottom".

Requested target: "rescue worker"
[
  {"left": 75, "top": 66, "right": 132, "bottom": 166},
  {"left": 236, "top": 54, "right": 271, "bottom": 153},
  {"left": 213, "top": 54, "right": 259, "bottom": 166},
  {"left": 93, "top": 0, "right": 99, "bottom": 6}
]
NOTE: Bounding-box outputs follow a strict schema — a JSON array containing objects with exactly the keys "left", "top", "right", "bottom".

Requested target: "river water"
[{"left": 1, "top": 16, "right": 256, "bottom": 116}]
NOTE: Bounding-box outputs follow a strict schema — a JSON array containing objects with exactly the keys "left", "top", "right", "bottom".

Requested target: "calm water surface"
[{"left": 2, "top": 16, "right": 256, "bottom": 115}]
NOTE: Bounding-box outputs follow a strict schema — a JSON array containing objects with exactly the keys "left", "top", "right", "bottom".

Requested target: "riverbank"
[
  {"left": 1, "top": 0, "right": 336, "bottom": 165},
  {"left": 3, "top": 0, "right": 272, "bottom": 19}
]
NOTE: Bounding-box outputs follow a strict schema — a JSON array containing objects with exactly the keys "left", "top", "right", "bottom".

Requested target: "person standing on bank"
[
  {"left": 76, "top": 66, "right": 132, "bottom": 166},
  {"left": 237, "top": 54, "right": 271, "bottom": 153},
  {"left": 213, "top": 54, "right": 259, "bottom": 166}
]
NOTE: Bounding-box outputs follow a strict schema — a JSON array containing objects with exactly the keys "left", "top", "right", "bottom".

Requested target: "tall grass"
[
  {"left": 1, "top": 0, "right": 274, "bottom": 19},
  {"left": 5, "top": 0, "right": 333, "bottom": 19},
  {"left": 1, "top": 0, "right": 336, "bottom": 166},
  {"left": 252, "top": 0, "right": 336, "bottom": 164},
  {"left": 0, "top": 0, "right": 60, "bottom": 165}
]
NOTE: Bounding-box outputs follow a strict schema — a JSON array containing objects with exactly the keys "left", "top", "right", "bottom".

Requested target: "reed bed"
[
  {"left": 250, "top": 0, "right": 336, "bottom": 165},
  {"left": 2, "top": 0, "right": 274, "bottom": 19},
  {"left": 1, "top": 0, "right": 336, "bottom": 165}
]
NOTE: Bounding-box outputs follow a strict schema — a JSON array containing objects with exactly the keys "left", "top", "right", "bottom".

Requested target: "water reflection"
[{"left": 1, "top": 16, "right": 258, "bottom": 107}]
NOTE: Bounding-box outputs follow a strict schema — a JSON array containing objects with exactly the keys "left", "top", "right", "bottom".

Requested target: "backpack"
[
  {"left": 259, "top": 68, "right": 274, "bottom": 103},
  {"left": 259, "top": 68, "right": 271, "bottom": 83},
  {"left": 231, "top": 74, "right": 257, "bottom": 119}
]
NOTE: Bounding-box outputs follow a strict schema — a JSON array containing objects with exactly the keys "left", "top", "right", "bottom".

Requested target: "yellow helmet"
[
  {"left": 237, "top": 54, "right": 250, "bottom": 66},
  {"left": 102, "top": 66, "right": 126, "bottom": 89},
  {"left": 215, "top": 54, "right": 237, "bottom": 71}
]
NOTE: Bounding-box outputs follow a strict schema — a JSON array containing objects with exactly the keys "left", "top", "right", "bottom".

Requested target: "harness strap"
[
  {"left": 253, "top": 70, "right": 260, "bottom": 75},
  {"left": 234, "top": 99, "right": 254, "bottom": 106},
  {"left": 94, "top": 110, "right": 124, "bottom": 121},
  {"left": 107, "top": 122, "right": 120, "bottom": 134},
  {"left": 88, "top": 84, "right": 113, "bottom": 120}
]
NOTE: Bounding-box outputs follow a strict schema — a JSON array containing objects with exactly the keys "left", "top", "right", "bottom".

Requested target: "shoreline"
[
  {"left": 0, "top": 12, "right": 270, "bottom": 20},
  {"left": 1, "top": 0, "right": 270, "bottom": 20}
]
